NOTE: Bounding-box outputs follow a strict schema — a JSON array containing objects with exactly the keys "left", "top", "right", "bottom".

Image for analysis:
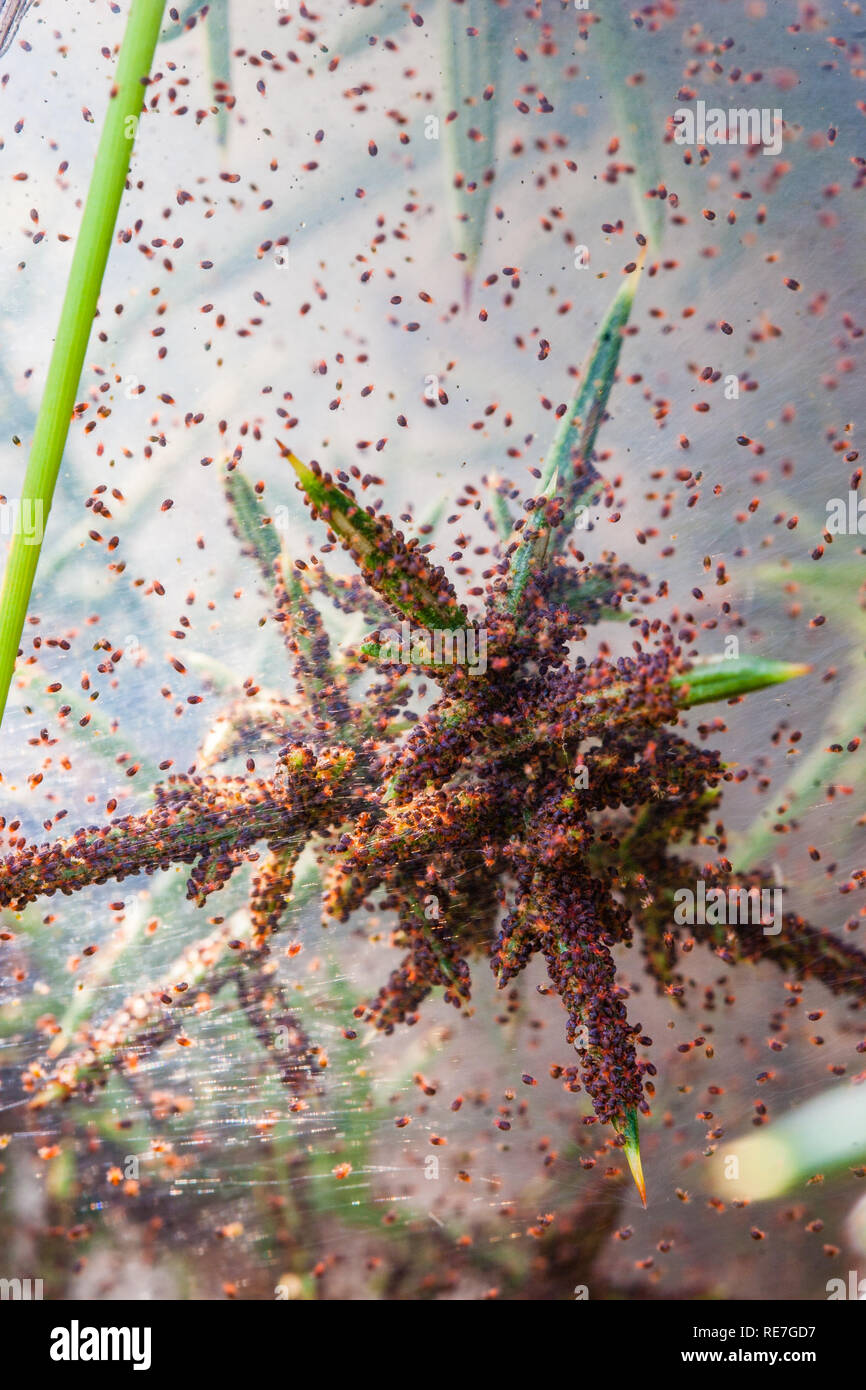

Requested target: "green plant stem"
[{"left": 0, "top": 0, "right": 166, "bottom": 729}]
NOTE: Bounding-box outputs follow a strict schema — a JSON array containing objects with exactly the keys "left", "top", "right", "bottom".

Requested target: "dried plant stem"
[
  {"left": 27, "top": 921, "right": 236, "bottom": 1110},
  {"left": 0, "top": 747, "right": 355, "bottom": 911}
]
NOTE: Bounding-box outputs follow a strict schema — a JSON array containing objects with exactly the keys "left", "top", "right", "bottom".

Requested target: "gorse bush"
[
  {"left": 0, "top": 0, "right": 864, "bottom": 1302},
  {"left": 2, "top": 257, "right": 860, "bottom": 1206}
]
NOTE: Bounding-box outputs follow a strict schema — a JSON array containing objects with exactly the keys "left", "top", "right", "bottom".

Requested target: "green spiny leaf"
[
  {"left": 271, "top": 540, "right": 356, "bottom": 736},
  {"left": 552, "top": 251, "right": 646, "bottom": 539},
  {"left": 486, "top": 477, "right": 514, "bottom": 542},
  {"left": 672, "top": 655, "right": 811, "bottom": 707},
  {"left": 224, "top": 463, "right": 282, "bottom": 579},
  {"left": 499, "top": 255, "right": 645, "bottom": 615},
  {"left": 502, "top": 466, "right": 559, "bottom": 614},
  {"left": 613, "top": 1106, "right": 647, "bottom": 1207},
  {"left": 359, "top": 625, "right": 485, "bottom": 676},
  {"left": 279, "top": 442, "right": 466, "bottom": 632}
]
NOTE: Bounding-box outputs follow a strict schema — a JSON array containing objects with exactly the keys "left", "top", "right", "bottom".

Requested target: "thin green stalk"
[{"left": 0, "top": 0, "right": 167, "bottom": 728}]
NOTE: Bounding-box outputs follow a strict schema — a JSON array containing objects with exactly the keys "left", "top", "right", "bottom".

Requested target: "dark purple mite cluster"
[{"left": 5, "top": 451, "right": 865, "bottom": 1194}]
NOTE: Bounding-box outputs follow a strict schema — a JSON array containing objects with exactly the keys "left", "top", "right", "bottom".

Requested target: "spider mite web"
[{"left": 0, "top": 0, "right": 864, "bottom": 1300}]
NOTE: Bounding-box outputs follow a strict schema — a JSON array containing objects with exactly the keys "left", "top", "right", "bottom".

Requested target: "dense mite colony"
[{"left": 3, "top": 443, "right": 865, "bottom": 1203}]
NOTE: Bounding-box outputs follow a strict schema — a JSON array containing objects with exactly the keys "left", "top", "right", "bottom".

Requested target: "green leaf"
[
  {"left": 160, "top": 1, "right": 205, "bottom": 42},
  {"left": 204, "top": 0, "right": 231, "bottom": 148},
  {"left": 419, "top": 494, "right": 448, "bottom": 536},
  {"left": 279, "top": 442, "right": 466, "bottom": 632},
  {"left": 730, "top": 674, "right": 861, "bottom": 871},
  {"left": 552, "top": 253, "right": 646, "bottom": 539},
  {"left": 439, "top": 0, "right": 502, "bottom": 298},
  {"left": 0, "top": 1, "right": 36, "bottom": 59},
  {"left": 594, "top": 16, "right": 666, "bottom": 248},
  {"left": 499, "top": 256, "right": 645, "bottom": 613},
  {"left": 358, "top": 626, "right": 485, "bottom": 676},
  {"left": 546, "top": 568, "right": 636, "bottom": 624},
  {"left": 703, "top": 1082, "right": 866, "bottom": 1201},
  {"left": 274, "top": 541, "right": 353, "bottom": 721},
  {"left": 224, "top": 464, "right": 349, "bottom": 723},
  {"left": 671, "top": 655, "right": 811, "bottom": 707},
  {"left": 224, "top": 463, "right": 282, "bottom": 579},
  {"left": 486, "top": 477, "right": 514, "bottom": 542},
  {"left": 501, "top": 467, "right": 559, "bottom": 614},
  {"left": 613, "top": 1107, "right": 647, "bottom": 1208},
  {"left": 12, "top": 663, "right": 161, "bottom": 783},
  {"left": 160, "top": 2, "right": 231, "bottom": 146}
]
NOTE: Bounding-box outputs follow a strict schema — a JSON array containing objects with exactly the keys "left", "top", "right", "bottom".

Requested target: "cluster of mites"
[{"left": 4, "top": 465, "right": 866, "bottom": 1138}]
